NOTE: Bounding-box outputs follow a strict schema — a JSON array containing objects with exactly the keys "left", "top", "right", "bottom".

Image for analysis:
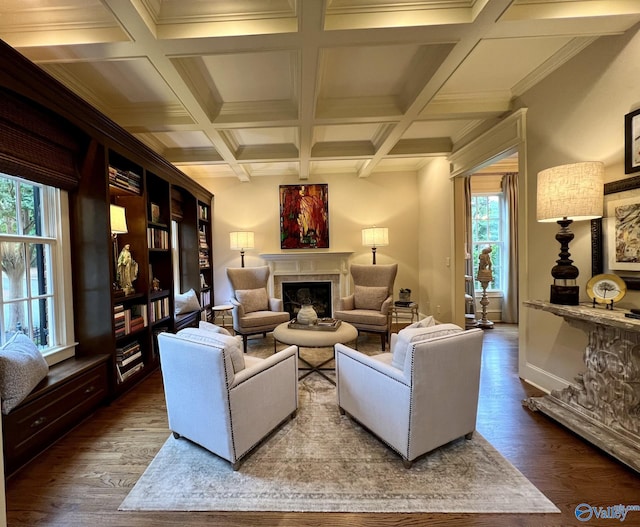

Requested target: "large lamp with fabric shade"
[{"left": 537, "top": 161, "right": 604, "bottom": 305}]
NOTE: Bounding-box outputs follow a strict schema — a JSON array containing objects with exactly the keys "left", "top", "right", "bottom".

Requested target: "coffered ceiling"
[{"left": 1, "top": 1, "right": 639, "bottom": 182}]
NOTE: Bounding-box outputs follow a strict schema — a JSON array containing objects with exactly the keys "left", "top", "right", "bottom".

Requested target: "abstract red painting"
[{"left": 279, "top": 184, "right": 329, "bottom": 249}]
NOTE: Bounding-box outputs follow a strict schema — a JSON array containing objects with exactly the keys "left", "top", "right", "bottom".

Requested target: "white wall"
[
  {"left": 196, "top": 172, "right": 421, "bottom": 313},
  {"left": 516, "top": 23, "right": 640, "bottom": 391}
]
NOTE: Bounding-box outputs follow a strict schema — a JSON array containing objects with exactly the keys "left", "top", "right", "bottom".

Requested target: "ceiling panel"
[{"left": 1, "top": 0, "right": 638, "bottom": 181}]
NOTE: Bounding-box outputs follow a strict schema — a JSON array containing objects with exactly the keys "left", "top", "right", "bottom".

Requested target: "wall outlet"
[{"left": 436, "top": 304, "right": 441, "bottom": 315}]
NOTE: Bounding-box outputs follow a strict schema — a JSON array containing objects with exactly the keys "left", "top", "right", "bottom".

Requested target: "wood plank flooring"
[{"left": 5, "top": 324, "right": 640, "bottom": 526}]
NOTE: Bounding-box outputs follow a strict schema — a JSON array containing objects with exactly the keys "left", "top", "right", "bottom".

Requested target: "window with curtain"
[
  {"left": 0, "top": 172, "right": 74, "bottom": 361},
  {"left": 471, "top": 193, "right": 505, "bottom": 292}
]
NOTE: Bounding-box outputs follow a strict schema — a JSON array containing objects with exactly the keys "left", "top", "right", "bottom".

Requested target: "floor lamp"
[
  {"left": 362, "top": 227, "right": 388, "bottom": 264},
  {"left": 537, "top": 162, "right": 604, "bottom": 305},
  {"left": 229, "top": 231, "right": 254, "bottom": 267}
]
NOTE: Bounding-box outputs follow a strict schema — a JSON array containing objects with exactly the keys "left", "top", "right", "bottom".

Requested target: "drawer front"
[{"left": 3, "top": 364, "right": 108, "bottom": 470}]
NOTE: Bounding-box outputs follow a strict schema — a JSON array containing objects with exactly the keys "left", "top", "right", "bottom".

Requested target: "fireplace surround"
[{"left": 260, "top": 252, "right": 352, "bottom": 315}]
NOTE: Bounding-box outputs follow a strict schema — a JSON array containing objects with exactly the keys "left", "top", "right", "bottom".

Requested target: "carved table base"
[{"left": 524, "top": 301, "right": 640, "bottom": 473}]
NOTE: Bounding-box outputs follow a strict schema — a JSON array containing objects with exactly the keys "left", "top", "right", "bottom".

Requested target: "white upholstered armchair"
[
  {"left": 335, "top": 324, "right": 484, "bottom": 468},
  {"left": 158, "top": 326, "right": 298, "bottom": 470},
  {"left": 334, "top": 263, "right": 397, "bottom": 350},
  {"left": 226, "top": 266, "right": 291, "bottom": 352}
]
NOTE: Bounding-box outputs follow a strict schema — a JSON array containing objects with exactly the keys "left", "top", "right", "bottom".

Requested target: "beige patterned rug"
[{"left": 120, "top": 369, "right": 559, "bottom": 513}]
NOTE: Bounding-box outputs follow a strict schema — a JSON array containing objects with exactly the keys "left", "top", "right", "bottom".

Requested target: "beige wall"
[
  {"left": 514, "top": 23, "right": 640, "bottom": 391},
  {"left": 197, "top": 173, "right": 422, "bottom": 313},
  {"left": 417, "top": 157, "right": 455, "bottom": 321}
]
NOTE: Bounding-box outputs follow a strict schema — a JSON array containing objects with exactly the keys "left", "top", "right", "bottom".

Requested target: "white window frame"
[
  {"left": 471, "top": 192, "right": 505, "bottom": 294},
  {"left": 0, "top": 174, "right": 75, "bottom": 365}
]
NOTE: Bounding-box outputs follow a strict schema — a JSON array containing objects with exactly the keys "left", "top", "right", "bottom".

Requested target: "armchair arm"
[
  {"left": 269, "top": 297, "right": 284, "bottom": 312},
  {"left": 335, "top": 343, "right": 408, "bottom": 385},
  {"left": 230, "top": 345, "right": 297, "bottom": 387},
  {"left": 229, "top": 297, "right": 245, "bottom": 325},
  {"left": 338, "top": 294, "right": 355, "bottom": 311},
  {"left": 381, "top": 295, "right": 393, "bottom": 314}
]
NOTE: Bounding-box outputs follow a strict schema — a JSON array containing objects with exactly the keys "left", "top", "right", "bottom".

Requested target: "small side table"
[
  {"left": 391, "top": 302, "right": 419, "bottom": 325},
  {"left": 211, "top": 304, "right": 234, "bottom": 333}
]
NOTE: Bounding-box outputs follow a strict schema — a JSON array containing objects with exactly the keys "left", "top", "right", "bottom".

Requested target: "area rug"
[{"left": 120, "top": 372, "right": 559, "bottom": 513}]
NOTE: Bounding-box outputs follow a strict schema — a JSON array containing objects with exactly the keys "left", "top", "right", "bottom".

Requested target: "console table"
[{"left": 523, "top": 300, "right": 640, "bottom": 473}]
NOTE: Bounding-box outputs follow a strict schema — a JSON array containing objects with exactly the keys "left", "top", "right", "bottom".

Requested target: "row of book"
[
  {"left": 116, "top": 340, "right": 144, "bottom": 383},
  {"left": 148, "top": 227, "right": 169, "bottom": 249},
  {"left": 150, "top": 296, "right": 171, "bottom": 324},
  {"left": 200, "top": 289, "right": 211, "bottom": 308},
  {"left": 114, "top": 303, "right": 148, "bottom": 338},
  {"left": 109, "top": 165, "right": 142, "bottom": 194},
  {"left": 198, "top": 204, "right": 209, "bottom": 221}
]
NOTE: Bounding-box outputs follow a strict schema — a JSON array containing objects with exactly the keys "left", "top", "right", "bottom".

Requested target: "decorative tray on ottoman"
[{"left": 288, "top": 318, "right": 342, "bottom": 331}]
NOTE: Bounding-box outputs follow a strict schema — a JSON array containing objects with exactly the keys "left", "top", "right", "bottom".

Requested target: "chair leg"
[
  {"left": 380, "top": 332, "right": 386, "bottom": 351},
  {"left": 465, "top": 431, "right": 474, "bottom": 440},
  {"left": 402, "top": 458, "right": 413, "bottom": 469},
  {"left": 242, "top": 334, "right": 248, "bottom": 353}
]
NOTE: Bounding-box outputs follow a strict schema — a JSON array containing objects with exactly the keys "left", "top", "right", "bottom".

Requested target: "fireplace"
[
  {"left": 260, "top": 251, "right": 353, "bottom": 315},
  {"left": 282, "top": 281, "right": 332, "bottom": 319}
]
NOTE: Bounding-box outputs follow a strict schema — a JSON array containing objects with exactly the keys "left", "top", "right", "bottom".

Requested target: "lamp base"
[{"left": 550, "top": 284, "right": 579, "bottom": 305}]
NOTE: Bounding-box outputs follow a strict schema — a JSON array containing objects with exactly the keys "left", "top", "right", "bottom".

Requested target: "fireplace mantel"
[{"left": 260, "top": 252, "right": 353, "bottom": 313}]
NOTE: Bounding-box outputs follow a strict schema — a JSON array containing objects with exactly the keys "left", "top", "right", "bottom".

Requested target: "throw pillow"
[
  {"left": 177, "top": 328, "right": 245, "bottom": 373},
  {"left": 0, "top": 333, "right": 49, "bottom": 414},
  {"left": 391, "top": 323, "right": 464, "bottom": 370},
  {"left": 174, "top": 289, "right": 201, "bottom": 315},
  {"left": 236, "top": 288, "right": 269, "bottom": 313},
  {"left": 198, "top": 320, "right": 232, "bottom": 336},
  {"left": 405, "top": 315, "right": 436, "bottom": 329},
  {"left": 354, "top": 285, "right": 389, "bottom": 311}
]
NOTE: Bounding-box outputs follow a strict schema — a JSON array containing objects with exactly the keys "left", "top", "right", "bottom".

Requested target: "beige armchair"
[
  {"left": 227, "top": 266, "right": 291, "bottom": 352},
  {"left": 334, "top": 263, "right": 397, "bottom": 350},
  {"left": 158, "top": 326, "right": 298, "bottom": 469},
  {"left": 336, "top": 324, "right": 484, "bottom": 468}
]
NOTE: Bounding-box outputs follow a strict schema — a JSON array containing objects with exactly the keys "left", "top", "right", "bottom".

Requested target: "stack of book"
[
  {"left": 198, "top": 229, "right": 209, "bottom": 268},
  {"left": 116, "top": 341, "right": 144, "bottom": 383},
  {"left": 114, "top": 303, "right": 148, "bottom": 338},
  {"left": 108, "top": 165, "right": 141, "bottom": 194}
]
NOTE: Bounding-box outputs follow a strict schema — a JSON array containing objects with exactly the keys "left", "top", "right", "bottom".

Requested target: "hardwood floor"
[{"left": 5, "top": 324, "right": 639, "bottom": 526}]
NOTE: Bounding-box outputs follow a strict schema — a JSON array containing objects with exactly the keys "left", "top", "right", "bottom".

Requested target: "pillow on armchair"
[
  {"left": 236, "top": 288, "right": 269, "bottom": 313},
  {"left": 0, "top": 333, "right": 49, "bottom": 414},
  {"left": 391, "top": 323, "right": 464, "bottom": 370},
  {"left": 354, "top": 285, "right": 389, "bottom": 311}
]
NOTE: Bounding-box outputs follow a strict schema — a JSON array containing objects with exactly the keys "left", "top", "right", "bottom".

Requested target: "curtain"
[{"left": 501, "top": 173, "right": 519, "bottom": 323}]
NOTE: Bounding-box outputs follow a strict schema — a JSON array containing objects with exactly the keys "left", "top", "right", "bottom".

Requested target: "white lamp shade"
[
  {"left": 110, "top": 204, "right": 128, "bottom": 234},
  {"left": 362, "top": 227, "right": 389, "bottom": 247},
  {"left": 229, "top": 231, "right": 255, "bottom": 250},
  {"left": 537, "top": 161, "right": 604, "bottom": 222}
]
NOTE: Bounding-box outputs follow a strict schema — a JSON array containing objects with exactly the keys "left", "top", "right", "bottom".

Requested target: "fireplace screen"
[{"left": 282, "top": 281, "right": 332, "bottom": 319}]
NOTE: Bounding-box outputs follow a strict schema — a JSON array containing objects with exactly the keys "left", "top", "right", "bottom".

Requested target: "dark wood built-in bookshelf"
[{"left": 0, "top": 39, "right": 213, "bottom": 476}]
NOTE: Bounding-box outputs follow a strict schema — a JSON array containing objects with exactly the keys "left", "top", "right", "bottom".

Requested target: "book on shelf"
[
  {"left": 108, "top": 165, "right": 141, "bottom": 194},
  {"left": 147, "top": 227, "right": 169, "bottom": 249},
  {"left": 198, "top": 204, "right": 208, "bottom": 221},
  {"left": 117, "top": 361, "right": 144, "bottom": 383},
  {"left": 114, "top": 303, "right": 148, "bottom": 337}
]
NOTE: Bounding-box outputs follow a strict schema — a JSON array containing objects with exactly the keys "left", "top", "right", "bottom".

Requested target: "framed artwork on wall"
[
  {"left": 591, "top": 174, "right": 640, "bottom": 289},
  {"left": 625, "top": 108, "right": 640, "bottom": 174},
  {"left": 279, "top": 184, "right": 329, "bottom": 249},
  {"left": 606, "top": 194, "right": 640, "bottom": 271}
]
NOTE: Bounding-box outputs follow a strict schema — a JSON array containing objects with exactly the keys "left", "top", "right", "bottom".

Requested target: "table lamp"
[
  {"left": 229, "top": 231, "right": 254, "bottom": 267},
  {"left": 362, "top": 226, "right": 388, "bottom": 264},
  {"left": 537, "top": 162, "right": 604, "bottom": 305}
]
